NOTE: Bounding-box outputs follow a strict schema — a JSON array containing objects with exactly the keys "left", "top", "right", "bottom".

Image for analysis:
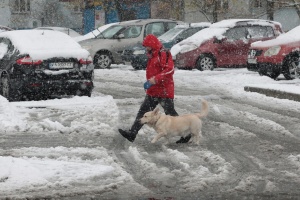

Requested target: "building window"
[
  {"left": 13, "top": 0, "right": 30, "bottom": 13},
  {"left": 254, "top": 0, "right": 263, "bottom": 8}
]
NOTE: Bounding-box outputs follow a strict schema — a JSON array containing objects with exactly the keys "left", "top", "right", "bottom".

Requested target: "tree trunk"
[
  {"left": 266, "top": 0, "right": 274, "bottom": 20},
  {"left": 212, "top": 0, "right": 218, "bottom": 22},
  {"left": 292, "top": 0, "right": 300, "bottom": 19}
]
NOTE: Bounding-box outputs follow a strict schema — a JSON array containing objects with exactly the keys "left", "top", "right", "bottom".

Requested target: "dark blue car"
[{"left": 122, "top": 23, "right": 210, "bottom": 70}]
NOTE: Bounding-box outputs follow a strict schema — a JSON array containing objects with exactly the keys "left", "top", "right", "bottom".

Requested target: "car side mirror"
[
  {"left": 117, "top": 33, "right": 125, "bottom": 39},
  {"left": 214, "top": 37, "right": 226, "bottom": 43},
  {"left": 176, "top": 37, "right": 184, "bottom": 43}
]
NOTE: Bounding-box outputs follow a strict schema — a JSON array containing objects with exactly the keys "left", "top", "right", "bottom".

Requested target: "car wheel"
[
  {"left": 132, "top": 64, "right": 144, "bottom": 70},
  {"left": 94, "top": 52, "right": 112, "bottom": 69},
  {"left": 282, "top": 55, "right": 299, "bottom": 80},
  {"left": 1, "top": 75, "right": 20, "bottom": 102},
  {"left": 196, "top": 54, "right": 215, "bottom": 71}
]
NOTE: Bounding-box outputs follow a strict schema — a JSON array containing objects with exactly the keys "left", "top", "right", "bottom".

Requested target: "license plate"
[
  {"left": 49, "top": 62, "right": 74, "bottom": 69},
  {"left": 248, "top": 58, "right": 257, "bottom": 64}
]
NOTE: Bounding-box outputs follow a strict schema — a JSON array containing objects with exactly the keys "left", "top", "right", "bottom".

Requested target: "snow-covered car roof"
[
  {"left": 175, "top": 22, "right": 211, "bottom": 29},
  {"left": 34, "top": 27, "right": 82, "bottom": 37},
  {"left": 171, "top": 19, "right": 282, "bottom": 57},
  {"left": 251, "top": 25, "right": 300, "bottom": 48},
  {"left": 210, "top": 19, "right": 281, "bottom": 28},
  {"left": 74, "top": 23, "right": 118, "bottom": 42},
  {"left": 0, "top": 30, "right": 89, "bottom": 60}
]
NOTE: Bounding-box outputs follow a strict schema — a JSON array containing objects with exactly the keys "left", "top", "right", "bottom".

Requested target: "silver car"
[{"left": 79, "top": 19, "right": 182, "bottom": 69}]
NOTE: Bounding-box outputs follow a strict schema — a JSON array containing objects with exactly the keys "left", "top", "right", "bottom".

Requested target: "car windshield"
[
  {"left": 97, "top": 25, "right": 125, "bottom": 39},
  {"left": 159, "top": 28, "right": 185, "bottom": 42},
  {"left": 97, "top": 25, "right": 142, "bottom": 39}
]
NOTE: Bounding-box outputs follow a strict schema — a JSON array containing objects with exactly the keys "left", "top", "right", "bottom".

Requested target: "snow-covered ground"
[{"left": 1, "top": 66, "right": 300, "bottom": 198}]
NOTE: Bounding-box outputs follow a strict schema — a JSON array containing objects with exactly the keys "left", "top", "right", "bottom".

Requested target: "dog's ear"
[{"left": 153, "top": 107, "right": 159, "bottom": 114}]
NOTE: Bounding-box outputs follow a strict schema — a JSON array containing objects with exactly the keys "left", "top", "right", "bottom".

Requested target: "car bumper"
[
  {"left": 11, "top": 78, "right": 94, "bottom": 96},
  {"left": 257, "top": 63, "right": 282, "bottom": 73},
  {"left": 247, "top": 63, "right": 259, "bottom": 72}
]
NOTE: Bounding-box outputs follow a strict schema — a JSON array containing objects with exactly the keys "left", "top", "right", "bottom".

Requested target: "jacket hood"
[{"left": 142, "top": 34, "right": 162, "bottom": 50}]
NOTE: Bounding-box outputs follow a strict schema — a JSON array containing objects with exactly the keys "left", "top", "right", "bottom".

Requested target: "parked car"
[
  {"left": 74, "top": 23, "right": 117, "bottom": 42},
  {"left": 172, "top": 19, "right": 283, "bottom": 71},
  {"left": 122, "top": 22, "right": 211, "bottom": 70},
  {"left": 34, "top": 27, "right": 82, "bottom": 37},
  {"left": 79, "top": 19, "right": 183, "bottom": 69},
  {"left": 0, "top": 25, "right": 13, "bottom": 32},
  {"left": 0, "top": 30, "right": 94, "bottom": 101},
  {"left": 248, "top": 25, "right": 300, "bottom": 80}
]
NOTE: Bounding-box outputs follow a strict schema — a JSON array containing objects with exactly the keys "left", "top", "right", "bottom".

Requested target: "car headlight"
[
  {"left": 133, "top": 49, "right": 146, "bottom": 55},
  {"left": 264, "top": 46, "right": 281, "bottom": 56}
]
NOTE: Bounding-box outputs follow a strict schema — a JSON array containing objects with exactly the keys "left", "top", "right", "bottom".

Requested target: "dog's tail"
[{"left": 196, "top": 99, "right": 209, "bottom": 119}]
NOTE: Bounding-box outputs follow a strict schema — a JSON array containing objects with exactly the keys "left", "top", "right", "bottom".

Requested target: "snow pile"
[{"left": 0, "top": 96, "right": 28, "bottom": 132}]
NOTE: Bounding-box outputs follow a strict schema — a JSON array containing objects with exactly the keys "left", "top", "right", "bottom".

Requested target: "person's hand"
[
  {"left": 144, "top": 80, "right": 152, "bottom": 90},
  {"left": 148, "top": 77, "right": 156, "bottom": 85}
]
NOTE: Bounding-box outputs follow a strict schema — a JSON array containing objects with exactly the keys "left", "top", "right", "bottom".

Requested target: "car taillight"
[
  {"left": 16, "top": 56, "right": 42, "bottom": 65},
  {"left": 79, "top": 56, "right": 93, "bottom": 65}
]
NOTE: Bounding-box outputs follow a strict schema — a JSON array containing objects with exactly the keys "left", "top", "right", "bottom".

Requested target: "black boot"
[
  {"left": 176, "top": 134, "right": 192, "bottom": 144},
  {"left": 118, "top": 129, "right": 136, "bottom": 142}
]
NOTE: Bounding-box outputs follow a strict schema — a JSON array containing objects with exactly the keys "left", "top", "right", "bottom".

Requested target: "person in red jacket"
[{"left": 118, "top": 34, "right": 191, "bottom": 143}]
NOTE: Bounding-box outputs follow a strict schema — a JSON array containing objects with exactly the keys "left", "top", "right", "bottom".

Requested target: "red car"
[
  {"left": 248, "top": 25, "right": 300, "bottom": 80},
  {"left": 171, "top": 19, "right": 283, "bottom": 71}
]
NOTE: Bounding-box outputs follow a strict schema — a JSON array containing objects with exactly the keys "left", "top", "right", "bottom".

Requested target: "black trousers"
[{"left": 130, "top": 95, "right": 178, "bottom": 134}]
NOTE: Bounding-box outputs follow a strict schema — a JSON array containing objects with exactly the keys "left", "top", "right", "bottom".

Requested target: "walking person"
[{"left": 118, "top": 34, "right": 191, "bottom": 143}]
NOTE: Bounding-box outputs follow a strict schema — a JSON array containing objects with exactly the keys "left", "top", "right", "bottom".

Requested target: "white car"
[{"left": 34, "top": 27, "right": 81, "bottom": 37}]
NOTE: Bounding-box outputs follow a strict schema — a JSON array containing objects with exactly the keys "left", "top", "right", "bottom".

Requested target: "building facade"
[
  {"left": 0, "top": 0, "right": 83, "bottom": 32},
  {"left": 1, "top": 0, "right": 299, "bottom": 34}
]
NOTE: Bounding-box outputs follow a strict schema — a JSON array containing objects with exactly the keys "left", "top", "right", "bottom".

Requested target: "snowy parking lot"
[{"left": 1, "top": 65, "right": 300, "bottom": 199}]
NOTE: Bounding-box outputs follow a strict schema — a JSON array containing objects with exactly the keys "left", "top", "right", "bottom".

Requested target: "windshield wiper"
[{"left": 96, "top": 28, "right": 106, "bottom": 39}]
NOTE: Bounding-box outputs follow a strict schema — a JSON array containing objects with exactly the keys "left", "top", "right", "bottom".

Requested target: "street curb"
[{"left": 244, "top": 86, "right": 300, "bottom": 102}]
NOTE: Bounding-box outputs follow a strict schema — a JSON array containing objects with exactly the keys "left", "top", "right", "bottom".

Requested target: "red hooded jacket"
[{"left": 142, "top": 34, "right": 175, "bottom": 99}]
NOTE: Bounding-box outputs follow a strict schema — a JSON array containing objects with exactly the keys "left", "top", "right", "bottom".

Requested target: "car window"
[
  {"left": 99, "top": 25, "right": 124, "bottom": 39},
  {"left": 145, "top": 22, "right": 165, "bottom": 37},
  {"left": 121, "top": 26, "right": 142, "bottom": 38},
  {"left": 247, "top": 26, "right": 275, "bottom": 39},
  {"left": 224, "top": 27, "right": 246, "bottom": 41},
  {"left": 159, "top": 28, "right": 185, "bottom": 42},
  {"left": 166, "top": 22, "right": 177, "bottom": 31},
  {"left": 181, "top": 27, "right": 203, "bottom": 38}
]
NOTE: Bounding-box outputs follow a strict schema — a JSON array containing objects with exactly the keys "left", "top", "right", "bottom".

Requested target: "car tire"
[
  {"left": 1, "top": 75, "right": 20, "bottom": 102},
  {"left": 282, "top": 55, "right": 299, "bottom": 80},
  {"left": 196, "top": 54, "right": 215, "bottom": 71},
  {"left": 94, "top": 52, "right": 112, "bottom": 69},
  {"left": 132, "top": 64, "right": 144, "bottom": 70}
]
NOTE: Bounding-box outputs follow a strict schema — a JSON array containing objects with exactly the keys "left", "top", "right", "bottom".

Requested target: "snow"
[
  {"left": 1, "top": 65, "right": 300, "bottom": 197},
  {"left": 0, "top": 30, "right": 90, "bottom": 60}
]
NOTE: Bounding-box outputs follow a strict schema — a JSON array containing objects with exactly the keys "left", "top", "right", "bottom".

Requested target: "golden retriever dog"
[{"left": 140, "top": 99, "right": 209, "bottom": 145}]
